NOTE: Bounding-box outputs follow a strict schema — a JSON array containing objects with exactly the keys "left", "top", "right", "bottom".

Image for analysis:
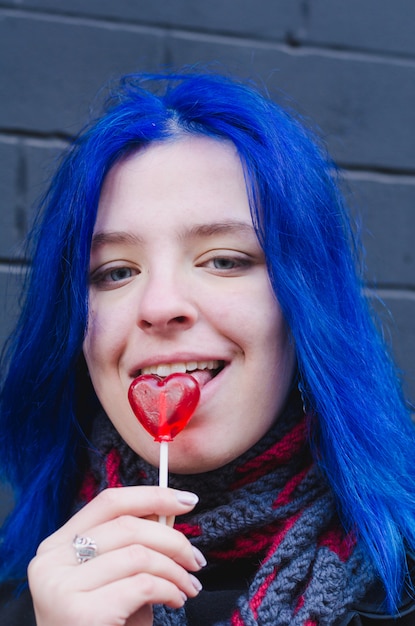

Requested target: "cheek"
[
  {"left": 246, "top": 285, "right": 289, "bottom": 349},
  {"left": 267, "top": 311, "right": 295, "bottom": 373},
  {"left": 83, "top": 303, "right": 101, "bottom": 359},
  {"left": 83, "top": 304, "right": 116, "bottom": 371},
  {"left": 253, "top": 289, "right": 296, "bottom": 384}
]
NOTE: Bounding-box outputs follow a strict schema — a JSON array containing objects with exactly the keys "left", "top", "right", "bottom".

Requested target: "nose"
[{"left": 137, "top": 268, "right": 198, "bottom": 334}]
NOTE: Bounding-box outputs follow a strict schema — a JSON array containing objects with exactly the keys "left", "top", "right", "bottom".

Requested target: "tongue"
[{"left": 188, "top": 369, "right": 213, "bottom": 388}]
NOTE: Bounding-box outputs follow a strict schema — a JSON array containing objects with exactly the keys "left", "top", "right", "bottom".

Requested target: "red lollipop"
[
  {"left": 128, "top": 373, "right": 200, "bottom": 442},
  {"left": 128, "top": 372, "right": 200, "bottom": 522}
]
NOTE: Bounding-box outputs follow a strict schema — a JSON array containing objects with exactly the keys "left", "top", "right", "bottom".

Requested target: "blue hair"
[{"left": 1, "top": 71, "right": 414, "bottom": 610}]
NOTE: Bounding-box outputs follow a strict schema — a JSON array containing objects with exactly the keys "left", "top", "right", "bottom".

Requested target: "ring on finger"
[{"left": 72, "top": 534, "right": 98, "bottom": 564}]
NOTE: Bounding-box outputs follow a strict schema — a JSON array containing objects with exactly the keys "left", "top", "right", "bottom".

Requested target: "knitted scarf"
[{"left": 77, "top": 392, "right": 375, "bottom": 625}]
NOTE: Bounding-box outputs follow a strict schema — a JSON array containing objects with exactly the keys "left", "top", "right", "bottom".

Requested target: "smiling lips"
[{"left": 139, "top": 360, "right": 224, "bottom": 388}]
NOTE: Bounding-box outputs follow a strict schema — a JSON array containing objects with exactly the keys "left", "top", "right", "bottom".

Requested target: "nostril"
[
  {"left": 139, "top": 314, "right": 192, "bottom": 331},
  {"left": 174, "top": 316, "right": 188, "bottom": 324},
  {"left": 139, "top": 320, "right": 153, "bottom": 330}
]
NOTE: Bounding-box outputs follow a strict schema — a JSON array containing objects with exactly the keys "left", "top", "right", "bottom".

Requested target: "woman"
[{"left": 0, "top": 71, "right": 414, "bottom": 625}]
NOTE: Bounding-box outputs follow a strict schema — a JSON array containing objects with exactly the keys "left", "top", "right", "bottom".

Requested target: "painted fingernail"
[
  {"left": 189, "top": 574, "right": 203, "bottom": 592},
  {"left": 180, "top": 591, "right": 188, "bottom": 604},
  {"left": 192, "top": 546, "right": 207, "bottom": 568},
  {"left": 176, "top": 491, "right": 199, "bottom": 506}
]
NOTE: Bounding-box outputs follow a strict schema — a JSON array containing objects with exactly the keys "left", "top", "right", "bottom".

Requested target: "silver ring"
[{"left": 72, "top": 534, "right": 98, "bottom": 564}]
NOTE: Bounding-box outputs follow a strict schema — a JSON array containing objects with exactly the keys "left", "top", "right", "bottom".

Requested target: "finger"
[
  {"left": 49, "top": 515, "right": 205, "bottom": 574},
  {"left": 30, "top": 549, "right": 199, "bottom": 625},
  {"left": 86, "top": 515, "right": 204, "bottom": 571},
  {"left": 84, "top": 572, "right": 189, "bottom": 621},
  {"left": 74, "top": 543, "right": 203, "bottom": 599},
  {"left": 33, "top": 573, "right": 186, "bottom": 626},
  {"left": 38, "top": 487, "right": 198, "bottom": 552}
]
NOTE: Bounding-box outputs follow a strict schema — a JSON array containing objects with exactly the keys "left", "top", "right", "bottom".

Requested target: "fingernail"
[
  {"left": 180, "top": 591, "right": 188, "bottom": 604},
  {"left": 189, "top": 574, "right": 203, "bottom": 593},
  {"left": 176, "top": 491, "right": 199, "bottom": 506},
  {"left": 192, "top": 546, "right": 207, "bottom": 568}
]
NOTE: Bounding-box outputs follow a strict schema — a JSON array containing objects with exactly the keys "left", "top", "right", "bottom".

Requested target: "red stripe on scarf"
[
  {"left": 78, "top": 470, "right": 98, "bottom": 503},
  {"left": 106, "top": 448, "right": 123, "bottom": 488},
  {"left": 230, "top": 571, "right": 276, "bottom": 624},
  {"left": 250, "top": 570, "right": 277, "bottom": 618},
  {"left": 263, "top": 510, "right": 302, "bottom": 564},
  {"left": 295, "top": 596, "right": 318, "bottom": 626},
  {"left": 273, "top": 465, "right": 311, "bottom": 508},
  {"left": 208, "top": 520, "right": 282, "bottom": 560},
  {"left": 230, "top": 611, "right": 245, "bottom": 626},
  {"left": 232, "top": 573, "right": 319, "bottom": 626},
  {"left": 174, "top": 522, "right": 202, "bottom": 538},
  {"left": 209, "top": 508, "right": 304, "bottom": 562},
  {"left": 319, "top": 527, "right": 356, "bottom": 562},
  {"left": 231, "top": 419, "right": 307, "bottom": 490},
  {"left": 210, "top": 478, "right": 309, "bottom": 562}
]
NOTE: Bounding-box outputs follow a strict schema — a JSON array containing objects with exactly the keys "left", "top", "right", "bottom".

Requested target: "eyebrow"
[
  {"left": 91, "top": 220, "right": 256, "bottom": 250},
  {"left": 91, "top": 231, "right": 144, "bottom": 250},
  {"left": 181, "top": 220, "right": 256, "bottom": 240}
]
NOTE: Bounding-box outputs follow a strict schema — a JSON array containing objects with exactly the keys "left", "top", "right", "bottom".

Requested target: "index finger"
[{"left": 39, "top": 487, "right": 198, "bottom": 549}]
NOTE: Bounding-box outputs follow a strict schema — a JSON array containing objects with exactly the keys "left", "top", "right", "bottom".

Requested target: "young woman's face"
[{"left": 83, "top": 135, "right": 296, "bottom": 473}]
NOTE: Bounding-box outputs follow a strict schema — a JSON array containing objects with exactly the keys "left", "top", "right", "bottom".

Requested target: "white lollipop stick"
[{"left": 158, "top": 440, "right": 169, "bottom": 524}]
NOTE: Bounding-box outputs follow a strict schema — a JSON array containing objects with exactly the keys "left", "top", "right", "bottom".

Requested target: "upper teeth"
[{"left": 141, "top": 360, "right": 220, "bottom": 377}]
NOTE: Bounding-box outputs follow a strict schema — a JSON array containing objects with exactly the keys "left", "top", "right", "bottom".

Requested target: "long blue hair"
[{"left": 1, "top": 71, "right": 414, "bottom": 609}]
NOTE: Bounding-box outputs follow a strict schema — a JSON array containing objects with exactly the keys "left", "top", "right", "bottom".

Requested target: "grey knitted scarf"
[{"left": 78, "top": 391, "right": 375, "bottom": 625}]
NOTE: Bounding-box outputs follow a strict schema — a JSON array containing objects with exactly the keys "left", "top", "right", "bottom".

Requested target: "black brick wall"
[{"left": 1, "top": 1, "right": 414, "bottom": 522}]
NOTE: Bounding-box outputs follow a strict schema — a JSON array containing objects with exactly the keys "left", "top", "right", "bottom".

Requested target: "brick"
[
  {"left": 24, "top": 139, "right": 68, "bottom": 227},
  {"left": 1, "top": 1, "right": 302, "bottom": 40},
  {"left": 370, "top": 291, "right": 415, "bottom": 400},
  {"left": 0, "top": 138, "right": 20, "bottom": 257},
  {"left": 0, "top": 138, "right": 67, "bottom": 259},
  {"left": 0, "top": 13, "right": 165, "bottom": 134},
  {"left": 2, "top": 15, "right": 415, "bottom": 171},
  {"left": 305, "top": 0, "right": 415, "bottom": 57},
  {"left": 0, "top": 267, "right": 24, "bottom": 352},
  {"left": 344, "top": 174, "right": 415, "bottom": 287},
  {"left": 167, "top": 34, "right": 415, "bottom": 171}
]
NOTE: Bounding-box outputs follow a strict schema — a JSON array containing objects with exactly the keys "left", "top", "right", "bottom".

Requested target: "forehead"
[{"left": 95, "top": 135, "right": 253, "bottom": 234}]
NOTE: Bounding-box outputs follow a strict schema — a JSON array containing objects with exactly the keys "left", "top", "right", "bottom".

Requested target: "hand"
[{"left": 28, "top": 487, "right": 205, "bottom": 626}]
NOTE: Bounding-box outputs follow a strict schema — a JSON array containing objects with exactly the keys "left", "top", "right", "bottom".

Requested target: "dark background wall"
[{"left": 1, "top": 1, "right": 414, "bottom": 522}]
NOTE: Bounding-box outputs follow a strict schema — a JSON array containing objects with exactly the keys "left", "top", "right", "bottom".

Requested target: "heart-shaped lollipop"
[
  {"left": 128, "top": 372, "right": 200, "bottom": 524},
  {"left": 128, "top": 373, "right": 200, "bottom": 442}
]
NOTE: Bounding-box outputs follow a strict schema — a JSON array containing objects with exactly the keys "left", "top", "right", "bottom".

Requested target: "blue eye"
[
  {"left": 212, "top": 257, "right": 238, "bottom": 270},
  {"left": 207, "top": 256, "right": 253, "bottom": 272},
  {"left": 107, "top": 267, "right": 133, "bottom": 282},
  {"left": 197, "top": 252, "right": 255, "bottom": 275},
  {"left": 90, "top": 265, "right": 137, "bottom": 288}
]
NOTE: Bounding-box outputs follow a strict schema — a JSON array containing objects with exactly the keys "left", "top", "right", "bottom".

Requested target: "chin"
[
  {"left": 167, "top": 445, "right": 211, "bottom": 475},
  {"left": 167, "top": 437, "right": 245, "bottom": 475},
  {"left": 169, "top": 457, "right": 228, "bottom": 475}
]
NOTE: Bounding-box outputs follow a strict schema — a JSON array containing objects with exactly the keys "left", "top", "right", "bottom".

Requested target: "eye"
[
  {"left": 90, "top": 265, "right": 138, "bottom": 288},
  {"left": 199, "top": 253, "right": 254, "bottom": 275},
  {"left": 211, "top": 257, "right": 240, "bottom": 270},
  {"left": 107, "top": 267, "right": 133, "bottom": 282}
]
